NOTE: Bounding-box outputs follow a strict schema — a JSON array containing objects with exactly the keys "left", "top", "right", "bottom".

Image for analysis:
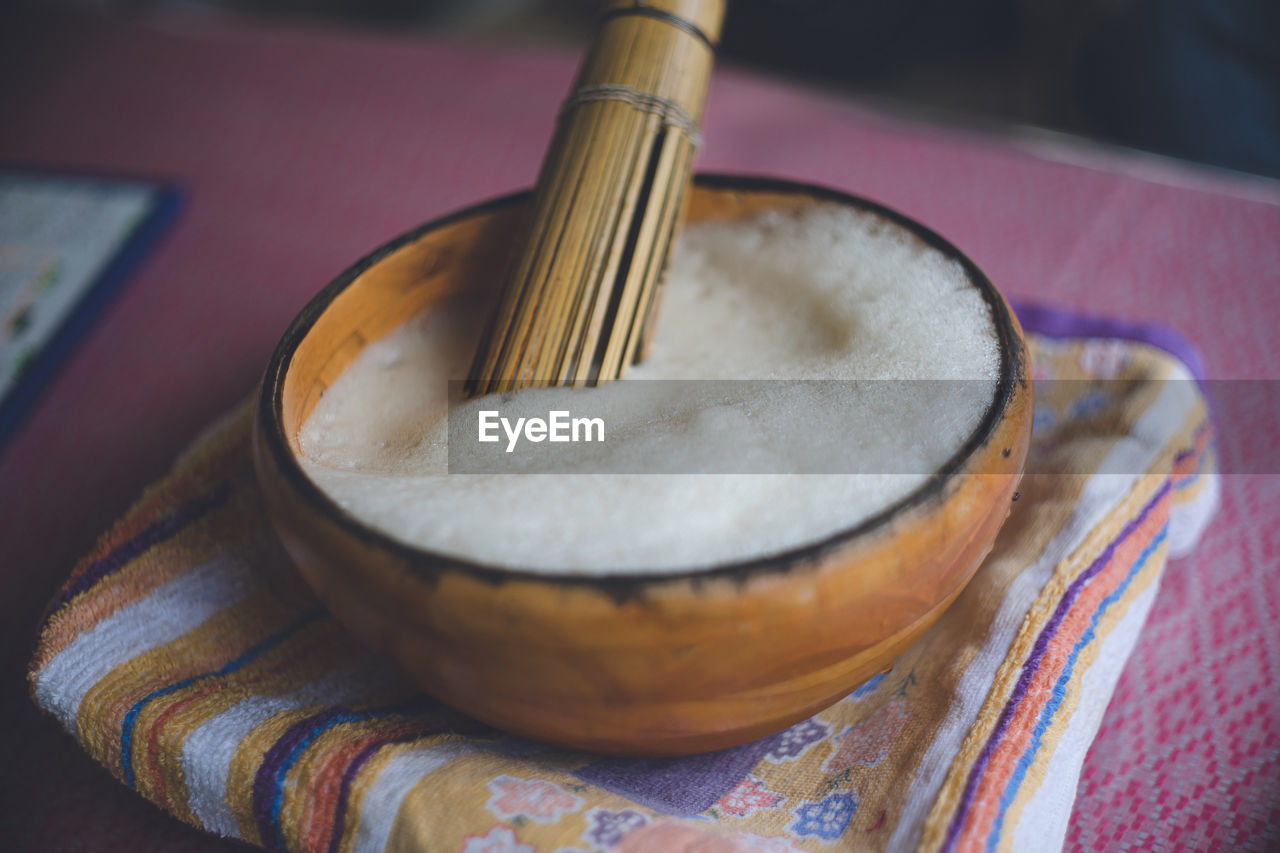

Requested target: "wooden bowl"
[{"left": 253, "top": 175, "right": 1033, "bottom": 756}]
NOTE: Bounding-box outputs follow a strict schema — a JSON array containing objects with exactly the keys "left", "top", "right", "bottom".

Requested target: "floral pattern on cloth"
[
  {"left": 615, "top": 819, "right": 811, "bottom": 852},
  {"left": 1076, "top": 339, "right": 1131, "bottom": 378},
  {"left": 486, "top": 777, "right": 585, "bottom": 823},
  {"left": 791, "top": 793, "right": 859, "bottom": 842},
  {"left": 763, "top": 720, "right": 829, "bottom": 764},
  {"left": 582, "top": 808, "right": 649, "bottom": 851},
  {"left": 849, "top": 671, "right": 888, "bottom": 700},
  {"left": 462, "top": 824, "right": 535, "bottom": 853},
  {"left": 822, "top": 702, "right": 910, "bottom": 773},
  {"left": 715, "top": 778, "right": 786, "bottom": 817}
]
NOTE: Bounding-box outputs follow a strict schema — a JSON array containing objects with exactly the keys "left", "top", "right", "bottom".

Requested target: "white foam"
[{"left": 298, "top": 203, "right": 1000, "bottom": 574}]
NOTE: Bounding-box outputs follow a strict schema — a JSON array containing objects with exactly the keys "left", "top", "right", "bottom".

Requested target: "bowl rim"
[{"left": 257, "top": 173, "right": 1028, "bottom": 594}]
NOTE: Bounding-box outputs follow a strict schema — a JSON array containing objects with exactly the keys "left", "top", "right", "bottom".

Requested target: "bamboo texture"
[{"left": 467, "top": 0, "right": 726, "bottom": 395}]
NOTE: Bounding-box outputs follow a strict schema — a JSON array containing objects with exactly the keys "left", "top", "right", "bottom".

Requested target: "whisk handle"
[{"left": 467, "top": 0, "right": 726, "bottom": 395}]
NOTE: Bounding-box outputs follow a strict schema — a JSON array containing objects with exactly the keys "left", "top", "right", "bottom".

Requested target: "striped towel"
[{"left": 29, "top": 317, "right": 1218, "bottom": 853}]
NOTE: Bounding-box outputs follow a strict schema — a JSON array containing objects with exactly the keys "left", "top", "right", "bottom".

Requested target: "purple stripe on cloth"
[
  {"left": 253, "top": 706, "right": 353, "bottom": 849},
  {"left": 325, "top": 732, "right": 425, "bottom": 853},
  {"left": 252, "top": 698, "right": 440, "bottom": 850},
  {"left": 940, "top": 479, "right": 1172, "bottom": 853},
  {"left": 1173, "top": 423, "right": 1212, "bottom": 467},
  {"left": 121, "top": 608, "right": 324, "bottom": 789},
  {"left": 574, "top": 729, "right": 787, "bottom": 816},
  {"left": 1010, "top": 299, "right": 1208, "bottom": 383},
  {"left": 47, "top": 480, "right": 232, "bottom": 617}
]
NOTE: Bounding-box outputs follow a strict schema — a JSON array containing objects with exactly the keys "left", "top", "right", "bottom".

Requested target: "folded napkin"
[{"left": 30, "top": 314, "right": 1218, "bottom": 853}]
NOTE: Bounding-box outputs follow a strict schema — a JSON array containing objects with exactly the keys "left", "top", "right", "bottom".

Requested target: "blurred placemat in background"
[{"left": 0, "top": 169, "right": 181, "bottom": 450}]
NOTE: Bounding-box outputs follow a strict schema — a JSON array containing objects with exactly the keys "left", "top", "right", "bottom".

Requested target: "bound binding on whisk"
[{"left": 466, "top": 0, "right": 726, "bottom": 397}]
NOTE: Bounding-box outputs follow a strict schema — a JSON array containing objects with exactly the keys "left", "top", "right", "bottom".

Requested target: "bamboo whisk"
[{"left": 466, "top": 0, "right": 726, "bottom": 396}]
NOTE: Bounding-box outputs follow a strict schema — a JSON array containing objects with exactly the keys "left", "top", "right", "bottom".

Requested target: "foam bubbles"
[{"left": 299, "top": 203, "right": 1000, "bottom": 574}]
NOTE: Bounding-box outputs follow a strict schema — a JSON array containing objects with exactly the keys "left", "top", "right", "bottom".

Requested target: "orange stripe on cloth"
[
  {"left": 950, "top": 486, "right": 1170, "bottom": 853},
  {"left": 138, "top": 616, "right": 348, "bottom": 819},
  {"left": 35, "top": 489, "right": 255, "bottom": 667}
]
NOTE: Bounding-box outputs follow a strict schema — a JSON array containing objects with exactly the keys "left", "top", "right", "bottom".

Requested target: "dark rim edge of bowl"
[{"left": 257, "top": 173, "right": 1028, "bottom": 598}]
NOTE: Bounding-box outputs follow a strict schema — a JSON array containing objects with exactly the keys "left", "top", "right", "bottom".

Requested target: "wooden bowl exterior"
[{"left": 254, "top": 176, "right": 1033, "bottom": 756}]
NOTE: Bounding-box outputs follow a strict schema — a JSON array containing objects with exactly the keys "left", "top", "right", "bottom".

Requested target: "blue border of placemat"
[{"left": 0, "top": 168, "right": 184, "bottom": 456}]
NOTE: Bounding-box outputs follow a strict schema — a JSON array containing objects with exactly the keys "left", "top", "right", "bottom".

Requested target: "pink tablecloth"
[{"left": 1, "top": 10, "right": 1277, "bottom": 851}]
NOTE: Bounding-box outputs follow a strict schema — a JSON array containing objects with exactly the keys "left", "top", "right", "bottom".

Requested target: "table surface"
[{"left": 1, "top": 10, "right": 1277, "bottom": 852}]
